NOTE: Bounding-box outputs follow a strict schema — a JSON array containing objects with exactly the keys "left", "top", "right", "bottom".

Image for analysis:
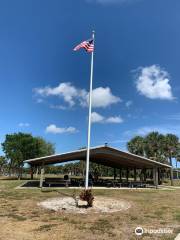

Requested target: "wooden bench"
[{"left": 45, "top": 178, "right": 70, "bottom": 187}]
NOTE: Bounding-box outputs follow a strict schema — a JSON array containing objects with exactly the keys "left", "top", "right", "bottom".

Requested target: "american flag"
[{"left": 73, "top": 39, "right": 94, "bottom": 53}]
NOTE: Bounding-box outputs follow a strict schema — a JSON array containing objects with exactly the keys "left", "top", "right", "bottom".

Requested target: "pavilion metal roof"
[{"left": 24, "top": 145, "right": 171, "bottom": 169}]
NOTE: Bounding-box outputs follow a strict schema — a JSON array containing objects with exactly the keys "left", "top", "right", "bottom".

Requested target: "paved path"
[
  {"left": 16, "top": 185, "right": 175, "bottom": 190},
  {"left": 160, "top": 185, "right": 180, "bottom": 189}
]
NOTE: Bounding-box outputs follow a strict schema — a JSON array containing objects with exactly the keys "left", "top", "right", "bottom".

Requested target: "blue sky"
[{"left": 0, "top": 0, "right": 180, "bottom": 167}]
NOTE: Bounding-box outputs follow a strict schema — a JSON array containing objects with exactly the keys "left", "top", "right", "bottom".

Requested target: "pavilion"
[{"left": 24, "top": 145, "right": 172, "bottom": 188}]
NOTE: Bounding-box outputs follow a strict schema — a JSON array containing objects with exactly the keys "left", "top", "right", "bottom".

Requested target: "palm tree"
[
  {"left": 175, "top": 143, "right": 180, "bottom": 168},
  {"left": 163, "top": 134, "right": 179, "bottom": 185},
  {"left": 79, "top": 160, "right": 86, "bottom": 176},
  {"left": 127, "top": 136, "right": 145, "bottom": 156},
  {"left": 164, "top": 134, "right": 179, "bottom": 166},
  {"left": 144, "top": 132, "right": 166, "bottom": 162}
]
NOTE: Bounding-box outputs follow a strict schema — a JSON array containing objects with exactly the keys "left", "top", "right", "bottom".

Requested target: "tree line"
[
  {"left": 127, "top": 132, "right": 180, "bottom": 168},
  {"left": 45, "top": 161, "right": 116, "bottom": 177},
  {"left": 0, "top": 131, "right": 180, "bottom": 179}
]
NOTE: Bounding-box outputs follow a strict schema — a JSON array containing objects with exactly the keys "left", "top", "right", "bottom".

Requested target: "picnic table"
[{"left": 44, "top": 177, "right": 71, "bottom": 187}]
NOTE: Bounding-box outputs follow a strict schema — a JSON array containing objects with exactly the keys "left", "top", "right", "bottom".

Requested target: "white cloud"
[
  {"left": 34, "top": 82, "right": 121, "bottom": 109},
  {"left": 136, "top": 126, "right": 165, "bottom": 136},
  {"left": 124, "top": 124, "right": 180, "bottom": 138},
  {"left": 91, "top": 112, "right": 123, "bottom": 124},
  {"left": 135, "top": 65, "right": 174, "bottom": 100},
  {"left": 18, "top": 123, "right": 30, "bottom": 127},
  {"left": 46, "top": 124, "right": 78, "bottom": 134},
  {"left": 91, "top": 112, "right": 105, "bottom": 123},
  {"left": 50, "top": 104, "right": 67, "bottom": 110},
  {"left": 136, "top": 125, "right": 180, "bottom": 137},
  {"left": 106, "top": 116, "right": 123, "bottom": 123},
  {"left": 34, "top": 82, "right": 78, "bottom": 107},
  {"left": 125, "top": 100, "right": 133, "bottom": 108},
  {"left": 91, "top": 87, "right": 121, "bottom": 108}
]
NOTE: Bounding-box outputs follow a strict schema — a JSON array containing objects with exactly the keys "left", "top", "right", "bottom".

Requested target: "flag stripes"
[{"left": 73, "top": 39, "right": 94, "bottom": 53}]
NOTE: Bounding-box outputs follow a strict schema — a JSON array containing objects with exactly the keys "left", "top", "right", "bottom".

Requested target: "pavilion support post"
[
  {"left": 134, "top": 167, "right": 137, "bottom": 181},
  {"left": 176, "top": 170, "right": 179, "bottom": 180},
  {"left": 35, "top": 167, "right": 38, "bottom": 179},
  {"left": 144, "top": 168, "right": 147, "bottom": 182},
  {"left": 40, "top": 163, "right": 44, "bottom": 188},
  {"left": 126, "top": 168, "right": 129, "bottom": 182},
  {"left": 114, "top": 168, "right": 117, "bottom": 180},
  {"left": 158, "top": 168, "right": 161, "bottom": 184},
  {"left": 170, "top": 168, "right": 174, "bottom": 186},
  {"left": 30, "top": 165, "right": 33, "bottom": 180},
  {"left": 153, "top": 168, "right": 158, "bottom": 189},
  {"left": 119, "top": 168, "right": 122, "bottom": 182},
  {"left": 161, "top": 169, "right": 164, "bottom": 182}
]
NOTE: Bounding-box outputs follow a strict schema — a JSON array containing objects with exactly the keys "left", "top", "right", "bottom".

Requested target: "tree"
[
  {"left": 0, "top": 156, "right": 7, "bottom": 174},
  {"left": 164, "top": 134, "right": 179, "bottom": 166},
  {"left": 176, "top": 143, "right": 180, "bottom": 168},
  {"left": 127, "top": 131, "right": 179, "bottom": 165},
  {"left": 127, "top": 136, "right": 145, "bottom": 156},
  {"left": 144, "top": 132, "right": 166, "bottom": 162},
  {"left": 1, "top": 132, "right": 55, "bottom": 178},
  {"left": 34, "top": 137, "right": 55, "bottom": 157}
]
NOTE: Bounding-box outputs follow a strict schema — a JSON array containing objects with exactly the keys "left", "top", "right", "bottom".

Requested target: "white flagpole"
[{"left": 85, "top": 30, "right": 95, "bottom": 189}]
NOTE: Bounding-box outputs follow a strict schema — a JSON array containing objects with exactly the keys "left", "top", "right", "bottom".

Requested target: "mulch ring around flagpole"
[{"left": 37, "top": 196, "right": 131, "bottom": 214}]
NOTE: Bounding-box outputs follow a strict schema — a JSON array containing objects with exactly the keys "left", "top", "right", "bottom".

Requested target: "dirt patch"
[{"left": 38, "top": 196, "right": 131, "bottom": 214}]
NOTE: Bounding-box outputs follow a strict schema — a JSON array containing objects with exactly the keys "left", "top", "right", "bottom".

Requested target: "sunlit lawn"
[{"left": 0, "top": 179, "right": 180, "bottom": 240}]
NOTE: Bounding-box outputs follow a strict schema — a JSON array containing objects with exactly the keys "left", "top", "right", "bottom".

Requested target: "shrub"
[{"left": 79, "top": 189, "right": 94, "bottom": 207}]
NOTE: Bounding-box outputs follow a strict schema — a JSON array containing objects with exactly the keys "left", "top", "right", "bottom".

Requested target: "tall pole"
[{"left": 85, "top": 31, "right": 95, "bottom": 189}]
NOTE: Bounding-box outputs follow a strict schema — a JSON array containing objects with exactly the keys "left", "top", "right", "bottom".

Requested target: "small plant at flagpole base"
[{"left": 79, "top": 189, "right": 94, "bottom": 207}]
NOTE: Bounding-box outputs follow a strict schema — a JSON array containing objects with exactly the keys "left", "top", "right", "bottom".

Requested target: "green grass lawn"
[
  {"left": 164, "top": 179, "right": 180, "bottom": 186},
  {"left": 0, "top": 179, "right": 180, "bottom": 240}
]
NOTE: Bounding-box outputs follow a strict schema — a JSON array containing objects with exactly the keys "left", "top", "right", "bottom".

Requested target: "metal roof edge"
[
  {"left": 24, "top": 145, "right": 172, "bottom": 168},
  {"left": 104, "top": 146, "right": 171, "bottom": 168}
]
